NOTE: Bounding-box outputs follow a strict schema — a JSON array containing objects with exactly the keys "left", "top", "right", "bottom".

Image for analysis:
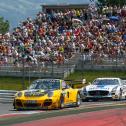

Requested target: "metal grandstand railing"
[
  {"left": 79, "top": 53, "right": 126, "bottom": 66},
  {"left": 76, "top": 53, "right": 126, "bottom": 71},
  {"left": 0, "top": 53, "right": 80, "bottom": 78},
  {"left": 0, "top": 53, "right": 125, "bottom": 78}
]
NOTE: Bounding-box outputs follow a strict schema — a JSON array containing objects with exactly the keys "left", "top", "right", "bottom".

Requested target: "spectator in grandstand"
[{"left": 0, "top": 5, "right": 126, "bottom": 67}]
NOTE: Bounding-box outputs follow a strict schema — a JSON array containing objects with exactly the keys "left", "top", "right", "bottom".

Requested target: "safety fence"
[
  {"left": 0, "top": 53, "right": 125, "bottom": 78},
  {"left": 0, "top": 64, "right": 75, "bottom": 79},
  {"left": 76, "top": 53, "right": 126, "bottom": 71},
  {"left": 0, "top": 90, "right": 17, "bottom": 103},
  {"left": 0, "top": 53, "right": 80, "bottom": 78}
]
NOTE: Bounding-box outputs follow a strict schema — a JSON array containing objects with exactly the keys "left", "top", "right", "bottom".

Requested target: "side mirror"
[
  {"left": 62, "top": 85, "right": 69, "bottom": 90},
  {"left": 62, "top": 87, "right": 66, "bottom": 90}
]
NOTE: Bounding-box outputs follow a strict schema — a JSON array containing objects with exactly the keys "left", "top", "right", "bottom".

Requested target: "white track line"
[
  {"left": 0, "top": 111, "right": 43, "bottom": 118},
  {"left": 1, "top": 102, "right": 126, "bottom": 118}
]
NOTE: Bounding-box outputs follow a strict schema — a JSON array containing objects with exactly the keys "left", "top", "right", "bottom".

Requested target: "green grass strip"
[{"left": 0, "top": 70, "right": 126, "bottom": 90}]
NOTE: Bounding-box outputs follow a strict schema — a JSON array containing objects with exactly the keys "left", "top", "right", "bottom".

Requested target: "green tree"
[
  {"left": 0, "top": 17, "right": 9, "bottom": 34},
  {"left": 97, "top": 0, "right": 126, "bottom": 7}
]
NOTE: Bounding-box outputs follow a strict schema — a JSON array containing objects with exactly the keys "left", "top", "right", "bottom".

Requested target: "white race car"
[{"left": 81, "top": 78, "right": 126, "bottom": 101}]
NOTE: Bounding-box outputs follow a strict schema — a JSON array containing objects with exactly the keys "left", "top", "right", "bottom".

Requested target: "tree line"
[
  {"left": 0, "top": 17, "right": 9, "bottom": 34},
  {"left": 97, "top": 0, "right": 126, "bottom": 7}
]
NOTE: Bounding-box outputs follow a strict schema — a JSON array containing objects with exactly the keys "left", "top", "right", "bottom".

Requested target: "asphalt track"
[
  {"left": 0, "top": 101, "right": 126, "bottom": 126},
  {"left": 0, "top": 100, "right": 126, "bottom": 115},
  {"left": 0, "top": 103, "right": 44, "bottom": 117},
  {"left": 12, "top": 108, "right": 126, "bottom": 126}
]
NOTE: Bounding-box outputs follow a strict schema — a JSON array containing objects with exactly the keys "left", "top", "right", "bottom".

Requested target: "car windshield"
[
  {"left": 92, "top": 79, "right": 119, "bottom": 85},
  {"left": 29, "top": 80, "right": 60, "bottom": 90}
]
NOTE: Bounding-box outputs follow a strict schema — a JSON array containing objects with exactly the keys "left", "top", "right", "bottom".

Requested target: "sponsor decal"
[{"left": 26, "top": 100, "right": 37, "bottom": 104}]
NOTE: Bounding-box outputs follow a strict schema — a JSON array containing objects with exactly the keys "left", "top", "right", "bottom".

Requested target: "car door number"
[
  {"left": 62, "top": 91, "right": 67, "bottom": 97},
  {"left": 62, "top": 91, "right": 69, "bottom": 98}
]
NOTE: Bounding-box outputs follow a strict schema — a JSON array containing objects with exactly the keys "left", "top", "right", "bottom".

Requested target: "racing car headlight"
[
  {"left": 48, "top": 91, "right": 54, "bottom": 97},
  {"left": 17, "top": 92, "right": 23, "bottom": 97},
  {"left": 111, "top": 87, "right": 118, "bottom": 93}
]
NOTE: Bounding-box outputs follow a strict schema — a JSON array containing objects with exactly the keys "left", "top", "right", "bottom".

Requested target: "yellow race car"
[{"left": 13, "top": 79, "right": 81, "bottom": 110}]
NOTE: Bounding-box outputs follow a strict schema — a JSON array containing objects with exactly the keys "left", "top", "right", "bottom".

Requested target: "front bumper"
[
  {"left": 14, "top": 98, "right": 59, "bottom": 110},
  {"left": 81, "top": 92, "right": 119, "bottom": 100}
]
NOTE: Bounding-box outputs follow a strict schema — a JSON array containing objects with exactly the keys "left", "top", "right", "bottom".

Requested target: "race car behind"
[{"left": 81, "top": 78, "right": 126, "bottom": 101}]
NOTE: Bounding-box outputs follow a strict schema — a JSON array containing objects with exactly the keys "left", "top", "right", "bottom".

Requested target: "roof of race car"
[
  {"left": 95, "top": 78, "right": 121, "bottom": 80},
  {"left": 32, "top": 79, "right": 62, "bottom": 82}
]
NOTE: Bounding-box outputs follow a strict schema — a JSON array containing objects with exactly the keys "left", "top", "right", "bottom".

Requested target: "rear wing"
[
  {"left": 120, "top": 78, "right": 126, "bottom": 85},
  {"left": 65, "top": 80, "right": 84, "bottom": 88},
  {"left": 65, "top": 80, "right": 82, "bottom": 84},
  {"left": 122, "top": 80, "right": 126, "bottom": 85}
]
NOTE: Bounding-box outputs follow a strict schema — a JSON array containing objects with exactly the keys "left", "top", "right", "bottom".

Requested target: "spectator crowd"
[{"left": 0, "top": 4, "right": 126, "bottom": 67}]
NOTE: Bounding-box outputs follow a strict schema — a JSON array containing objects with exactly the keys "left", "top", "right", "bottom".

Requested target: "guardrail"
[{"left": 0, "top": 90, "right": 17, "bottom": 103}]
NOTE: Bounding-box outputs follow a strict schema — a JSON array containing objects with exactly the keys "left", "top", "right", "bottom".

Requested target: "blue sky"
[{"left": 0, "top": 0, "right": 91, "bottom": 29}]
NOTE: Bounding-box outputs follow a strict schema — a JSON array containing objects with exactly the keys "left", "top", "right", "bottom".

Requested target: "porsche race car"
[{"left": 13, "top": 79, "right": 81, "bottom": 110}]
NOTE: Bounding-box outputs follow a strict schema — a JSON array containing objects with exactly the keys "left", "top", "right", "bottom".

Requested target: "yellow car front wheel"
[
  {"left": 59, "top": 95, "right": 64, "bottom": 109},
  {"left": 75, "top": 93, "right": 81, "bottom": 107}
]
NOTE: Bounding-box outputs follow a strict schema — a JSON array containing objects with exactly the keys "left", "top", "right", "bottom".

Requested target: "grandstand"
[{"left": 0, "top": 3, "right": 126, "bottom": 78}]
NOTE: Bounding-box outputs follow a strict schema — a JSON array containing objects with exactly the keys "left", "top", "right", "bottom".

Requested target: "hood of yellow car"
[
  {"left": 21, "top": 89, "right": 60, "bottom": 97},
  {"left": 22, "top": 89, "right": 45, "bottom": 97}
]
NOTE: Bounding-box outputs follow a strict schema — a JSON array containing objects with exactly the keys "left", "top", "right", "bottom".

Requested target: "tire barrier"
[{"left": 0, "top": 90, "right": 17, "bottom": 103}]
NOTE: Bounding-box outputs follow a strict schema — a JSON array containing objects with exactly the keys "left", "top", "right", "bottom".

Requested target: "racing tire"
[
  {"left": 113, "top": 90, "right": 122, "bottom": 101},
  {"left": 118, "top": 90, "right": 123, "bottom": 101},
  {"left": 13, "top": 100, "right": 16, "bottom": 109},
  {"left": 59, "top": 95, "right": 64, "bottom": 109},
  {"left": 75, "top": 93, "right": 81, "bottom": 107}
]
